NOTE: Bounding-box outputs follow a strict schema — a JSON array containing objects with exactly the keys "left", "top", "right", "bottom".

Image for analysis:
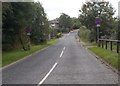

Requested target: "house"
[
  {"left": 49, "top": 18, "right": 59, "bottom": 29},
  {"left": 49, "top": 18, "right": 60, "bottom": 38}
]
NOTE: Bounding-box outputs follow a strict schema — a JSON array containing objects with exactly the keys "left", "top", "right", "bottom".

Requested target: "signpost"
[
  {"left": 25, "top": 26, "right": 32, "bottom": 50},
  {"left": 95, "top": 17, "right": 101, "bottom": 46}
]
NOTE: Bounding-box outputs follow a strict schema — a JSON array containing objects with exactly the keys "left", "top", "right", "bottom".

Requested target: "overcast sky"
[{"left": 34, "top": 0, "right": 120, "bottom": 20}]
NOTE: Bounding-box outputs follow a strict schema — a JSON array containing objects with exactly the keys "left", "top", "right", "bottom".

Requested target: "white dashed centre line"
[
  {"left": 38, "top": 46, "right": 66, "bottom": 85},
  {"left": 38, "top": 62, "right": 58, "bottom": 85},
  {"left": 60, "top": 51, "right": 64, "bottom": 58},
  {"left": 60, "top": 47, "right": 66, "bottom": 58}
]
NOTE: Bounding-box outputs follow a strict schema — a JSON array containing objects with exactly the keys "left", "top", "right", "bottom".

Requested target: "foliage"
[
  {"left": 61, "top": 28, "right": 70, "bottom": 33},
  {"left": 72, "top": 17, "right": 81, "bottom": 29},
  {"left": 2, "top": 2, "right": 34, "bottom": 51},
  {"left": 50, "top": 28, "right": 58, "bottom": 38},
  {"left": 116, "top": 19, "right": 120, "bottom": 40},
  {"left": 78, "top": 26, "right": 93, "bottom": 42},
  {"left": 56, "top": 33, "right": 62, "bottom": 38},
  {"left": 31, "top": 2, "right": 50, "bottom": 44},
  {"left": 2, "top": 2, "right": 50, "bottom": 51},
  {"left": 79, "top": 2, "right": 115, "bottom": 39},
  {"left": 107, "top": 17, "right": 120, "bottom": 40},
  {"left": 58, "top": 13, "right": 72, "bottom": 32}
]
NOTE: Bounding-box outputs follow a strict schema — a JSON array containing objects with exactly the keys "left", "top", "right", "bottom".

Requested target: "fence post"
[
  {"left": 117, "top": 42, "right": 119, "bottom": 53},
  {"left": 102, "top": 40, "right": 104, "bottom": 48},
  {"left": 100, "top": 39, "right": 119, "bottom": 53},
  {"left": 98, "top": 39, "right": 100, "bottom": 47},
  {"left": 105, "top": 41, "right": 108, "bottom": 50},
  {"left": 110, "top": 41, "right": 112, "bottom": 51}
]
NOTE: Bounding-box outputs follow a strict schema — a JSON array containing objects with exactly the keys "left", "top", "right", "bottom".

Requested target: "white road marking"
[
  {"left": 38, "top": 62, "right": 58, "bottom": 85},
  {"left": 60, "top": 51, "right": 64, "bottom": 58},
  {"left": 2, "top": 45, "right": 52, "bottom": 70},
  {"left": 60, "top": 47, "right": 66, "bottom": 58},
  {"left": 38, "top": 47, "right": 66, "bottom": 85}
]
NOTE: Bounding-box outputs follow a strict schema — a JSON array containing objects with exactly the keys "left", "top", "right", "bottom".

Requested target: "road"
[{"left": 2, "top": 30, "right": 118, "bottom": 85}]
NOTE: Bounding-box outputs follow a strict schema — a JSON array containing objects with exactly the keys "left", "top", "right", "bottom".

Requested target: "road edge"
[
  {"left": 2, "top": 42, "right": 58, "bottom": 70},
  {"left": 76, "top": 38, "right": 118, "bottom": 74},
  {"left": 86, "top": 46, "right": 118, "bottom": 74}
]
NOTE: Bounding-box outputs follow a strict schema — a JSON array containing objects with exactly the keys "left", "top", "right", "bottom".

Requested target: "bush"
[
  {"left": 78, "top": 26, "right": 95, "bottom": 42},
  {"left": 88, "top": 29, "right": 96, "bottom": 42},
  {"left": 79, "top": 26, "right": 90, "bottom": 41},
  {"left": 56, "top": 33, "right": 62, "bottom": 38},
  {"left": 61, "top": 28, "right": 70, "bottom": 33}
]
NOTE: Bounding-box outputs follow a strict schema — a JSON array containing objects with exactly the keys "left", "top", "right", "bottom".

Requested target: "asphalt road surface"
[{"left": 2, "top": 30, "right": 118, "bottom": 85}]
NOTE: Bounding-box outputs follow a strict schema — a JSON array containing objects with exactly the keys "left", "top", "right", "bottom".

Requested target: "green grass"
[
  {"left": 80, "top": 38, "right": 97, "bottom": 46},
  {"left": 103, "top": 43, "right": 118, "bottom": 52},
  {"left": 2, "top": 39, "right": 58, "bottom": 67},
  {"left": 79, "top": 32, "right": 119, "bottom": 70},
  {"left": 89, "top": 47, "right": 118, "bottom": 69}
]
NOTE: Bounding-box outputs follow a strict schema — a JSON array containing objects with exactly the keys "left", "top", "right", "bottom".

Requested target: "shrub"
[
  {"left": 61, "top": 28, "right": 70, "bottom": 33},
  {"left": 78, "top": 26, "right": 95, "bottom": 42},
  {"left": 56, "top": 33, "right": 62, "bottom": 38},
  {"left": 88, "top": 29, "right": 96, "bottom": 42}
]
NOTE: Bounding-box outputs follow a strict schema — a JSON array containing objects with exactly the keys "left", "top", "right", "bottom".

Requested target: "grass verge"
[
  {"left": 89, "top": 47, "right": 118, "bottom": 70},
  {"left": 2, "top": 39, "right": 58, "bottom": 67},
  {"left": 80, "top": 38, "right": 97, "bottom": 46}
]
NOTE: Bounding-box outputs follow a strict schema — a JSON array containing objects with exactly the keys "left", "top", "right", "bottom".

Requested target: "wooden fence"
[{"left": 98, "top": 39, "right": 120, "bottom": 53}]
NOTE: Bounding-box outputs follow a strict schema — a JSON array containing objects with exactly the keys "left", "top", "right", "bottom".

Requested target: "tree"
[
  {"left": 2, "top": 2, "right": 35, "bottom": 51},
  {"left": 79, "top": 1, "right": 115, "bottom": 40},
  {"left": 31, "top": 2, "right": 50, "bottom": 44},
  {"left": 59, "top": 13, "right": 72, "bottom": 32},
  {"left": 2, "top": 3, "right": 14, "bottom": 51},
  {"left": 117, "top": 19, "right": 120, "bottom": 40},
  {"left": 72, "top": 17, "right": 81, "bottom": 29},
  {"left": 2, "top": 2, "right": 50, "bottom": 51}
]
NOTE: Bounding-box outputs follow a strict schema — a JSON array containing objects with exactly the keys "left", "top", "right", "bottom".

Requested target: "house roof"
[{"left": 49, "top": 18, "right": 59, "bottom": 24}]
